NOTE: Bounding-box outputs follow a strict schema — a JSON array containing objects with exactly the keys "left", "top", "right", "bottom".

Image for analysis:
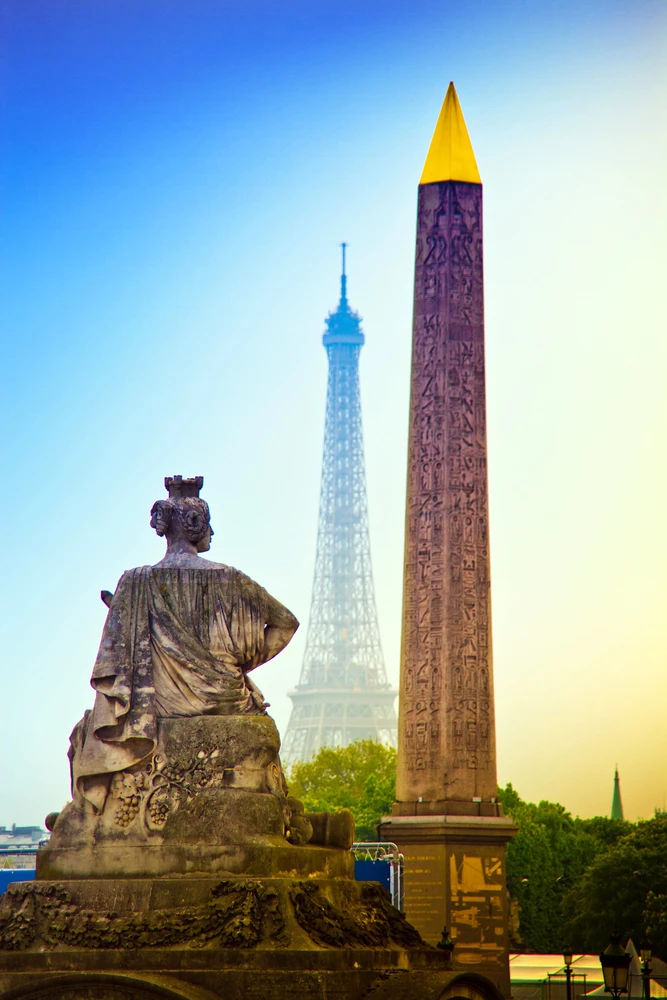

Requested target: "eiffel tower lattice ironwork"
[{"left": 282, "top": 246, "right": 397, "bottom": 766}]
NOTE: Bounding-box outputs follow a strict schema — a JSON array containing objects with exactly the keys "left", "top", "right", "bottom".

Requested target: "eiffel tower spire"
[{"left": 281, "top": 248, "right": 397, "bottom": 765}]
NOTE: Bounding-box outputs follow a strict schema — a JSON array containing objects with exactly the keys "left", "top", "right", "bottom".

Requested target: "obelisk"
[{"left": 380, "top": 83, "right": 516, "bottom": 995}]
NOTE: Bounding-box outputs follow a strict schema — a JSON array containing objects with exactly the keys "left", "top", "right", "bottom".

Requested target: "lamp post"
[
  {"left": 599, "top": 933, "right": 632, "bottom": 999},
  {"left": 564, "top": 950, "right": 574, "bottom": 1000},
  {"left": 640, "top": 937, "right": 652, "bottom": 1000}
]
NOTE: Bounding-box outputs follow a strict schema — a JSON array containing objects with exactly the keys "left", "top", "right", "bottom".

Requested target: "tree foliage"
[
  {"left": 562, "top": 815, "right": 667, "bottom": 957},
  {"left": 287, "top": 739, "right": 396, "bottom": 841},
  {"left": 498, "top": 783, "right": 633, "bottom": 952},
  {"left": 645, "top": 891, "right": 667, "bottom": 956}
]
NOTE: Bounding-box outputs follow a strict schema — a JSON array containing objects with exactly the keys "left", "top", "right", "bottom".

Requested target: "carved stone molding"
[
  {"left": 0, "top": 880, "right": 287, "bottom": 952},
  {"left": 289, "top": 881, "right": 424, "bottom": 950}
]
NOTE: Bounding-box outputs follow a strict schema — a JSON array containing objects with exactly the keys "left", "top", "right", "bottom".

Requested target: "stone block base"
[
  {"left": 37, "top": 840, "right": 354, "bottom": 881},
  {"left": 379, "top": 814, "right": 517, "bottom": 999},
  {"left": 0, "top": 950, "right": 503, "bottom": 1000},
  {"left": 0, "top": 871, "right": 510, "bottom": 1000}
]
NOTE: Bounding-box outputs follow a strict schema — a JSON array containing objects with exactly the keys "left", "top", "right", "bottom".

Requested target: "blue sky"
[{"left": 1, "top": 0, "right": 665, "bottom": 826}]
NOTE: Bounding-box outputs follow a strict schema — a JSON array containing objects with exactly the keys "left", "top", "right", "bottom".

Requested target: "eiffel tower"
[{"left": 281, "top": 246, "right": 397, "bottom": 765}]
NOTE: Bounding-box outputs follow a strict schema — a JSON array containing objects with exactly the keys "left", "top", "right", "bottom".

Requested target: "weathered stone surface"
[
  {"left": 45, "top": 717, "right": 289, "bottom": 863},
  {"left": 0, "top": 875, "right": 424, "bottom": 956},
  {"left": 0, "top": 879, "right": 287, "bottom": 952},
  {"left": 37, "top": 839, "right": 355, "bottom": 882},
  {"left": 397, "top": 180, "right": 497, "bottom": 808},
  {"left": 289, "top": 881, "right": 424, "bottom": 950},
  {"left": 41, "top": 714, "right": 357, "bottom": 881},
  {"left": 0, "top": 872, "right": 483, "bottom": 999},
  {"left": 72, "top": 476, "right": 299, "bottom": 817},
  {"left": 0, "top": 959, "right": 502, "bottom": 1000},
  {"left": 0, "top": 870, "right": 456, "bottom": 999},
  {"left": 305, "top": 810, "right": 355, "bottom": 850}
]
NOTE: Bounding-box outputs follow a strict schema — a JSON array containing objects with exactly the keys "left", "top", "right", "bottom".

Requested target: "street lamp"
[
  {"left": 640, "top": 937, "right": 652, "bottom": 1000},
  {"left": 564, "top": 950, "right": 574, "bottom": 1000},
  {"left": 599, "top": 933, "right": 631, "bottom": 999}
]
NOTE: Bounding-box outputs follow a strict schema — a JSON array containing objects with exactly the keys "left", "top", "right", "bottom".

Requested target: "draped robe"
[{"left": 75, "top": 563, "right": 272, "bottom": 810}]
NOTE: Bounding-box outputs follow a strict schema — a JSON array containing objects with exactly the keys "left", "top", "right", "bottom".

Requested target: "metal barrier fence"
[{"left": 351, "top": 841, "right": 404, "bottom": 912}]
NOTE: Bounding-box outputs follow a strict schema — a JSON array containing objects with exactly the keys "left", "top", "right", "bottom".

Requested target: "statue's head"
[{"left": 150, "top": 476, "right": 213, "bottom": 553}]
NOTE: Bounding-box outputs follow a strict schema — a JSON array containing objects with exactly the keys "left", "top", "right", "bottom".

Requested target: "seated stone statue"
[
  {"left": 42, "top": 476, "right": 354, "bottom": 878},
  {"left": 74, "top": 476, "right": 299, "bottom": 814}
]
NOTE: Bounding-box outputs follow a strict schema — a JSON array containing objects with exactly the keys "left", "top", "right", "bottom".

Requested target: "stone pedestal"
[
  {"left": 0, "top": 715, "right": 500, "bottom": 1000},
  {"left": 379, "top": 812, "right": 517, "bottom": 999},
  {"left": 0, "top": 856, "right": 492, "bottom": 1000},
  {"left": 39, "top": 716, "right": 298, "bottom": 881},
  {"left": 0, "top": 946, "right": 501, "bottom": 1000}
]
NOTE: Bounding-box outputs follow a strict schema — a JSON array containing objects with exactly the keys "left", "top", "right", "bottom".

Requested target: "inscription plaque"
[
  {"left": 448, "top": 845, "right": 507, "bottom": 968},
  {"left": 401, "top": 844, "right": 447, "bottom": 945},
  {"left": 399, "top": 840, "right": 510, "bottom": 956}
]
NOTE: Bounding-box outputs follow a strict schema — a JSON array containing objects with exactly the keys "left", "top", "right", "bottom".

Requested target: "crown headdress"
[{"left": 164, "top": 475, "right": 204, "bottom": 499}]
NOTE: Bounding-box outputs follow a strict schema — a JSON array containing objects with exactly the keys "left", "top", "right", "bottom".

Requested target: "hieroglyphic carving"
[{"left": 399, "top": 180, "right": 496, "bottom": 802}]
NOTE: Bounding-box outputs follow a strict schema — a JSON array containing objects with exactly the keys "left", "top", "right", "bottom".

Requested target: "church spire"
[
  {"left": 420, "top": 81, "right": 481, "bottom": 186},
  {"left": 611, "top": 766, "right": 624, "bottom": 820}
]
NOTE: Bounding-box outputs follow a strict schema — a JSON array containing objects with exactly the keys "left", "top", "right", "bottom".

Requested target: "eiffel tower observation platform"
[{"left": 282, "top": 247, "right": 397, "bottom": 766}]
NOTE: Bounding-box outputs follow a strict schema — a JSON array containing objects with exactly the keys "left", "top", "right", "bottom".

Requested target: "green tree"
[
  {"left": 287, "top": 739, "right": 396, "bottom": 841},
  {"left": 563, "top": 816, "right": 667, "bottom": 957},
  {"left": 498, "top": 784, "right": 632, "bottom": 952},
  {"left": 645, "top": 890, "right": 667, "bottom": 955}
]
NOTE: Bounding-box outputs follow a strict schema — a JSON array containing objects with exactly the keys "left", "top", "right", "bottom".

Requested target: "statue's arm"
[{"left": 245, "top": 597, "right": 299, "bottom": 672}]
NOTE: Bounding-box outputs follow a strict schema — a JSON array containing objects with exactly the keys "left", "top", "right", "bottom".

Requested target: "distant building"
[
  {"left": 611, "top": 767, "right": 624, "bottom": 820},
  {"left": 0, "top": 824, "right": 48, "bottom": 868}
]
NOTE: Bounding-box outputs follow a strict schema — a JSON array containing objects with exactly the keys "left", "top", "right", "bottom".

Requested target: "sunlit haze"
[{"left": 1, "top": 0, "right": 665, "bottom": 827}]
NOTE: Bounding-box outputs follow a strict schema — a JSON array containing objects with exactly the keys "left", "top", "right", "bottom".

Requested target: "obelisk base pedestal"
[{"left": 379, "top": 813, "right": 517, "bottom": 999}]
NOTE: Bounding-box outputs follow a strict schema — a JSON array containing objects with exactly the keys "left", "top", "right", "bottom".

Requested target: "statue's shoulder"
[
  {"left": 145, "top": 556, "right": 268, "bottom": 604},
  {"left": 195, "top": 557, "right": 233, "bottom": 572},
  {"left": 208, "top": 563, "right": 270, "bottom": 605},
  {"left": 227, "top": 564, "right": 263, "bottom": 589},
  {"left": 114, "top": 565, "right": 153, "bottom": 586},
  {"left": 151, "top": 553, "right": 232, "bottom": 572}
]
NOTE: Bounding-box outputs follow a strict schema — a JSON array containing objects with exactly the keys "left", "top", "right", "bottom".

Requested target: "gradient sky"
[{"left": 1, "top": 0, "right": 665, "bottom": 828}]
